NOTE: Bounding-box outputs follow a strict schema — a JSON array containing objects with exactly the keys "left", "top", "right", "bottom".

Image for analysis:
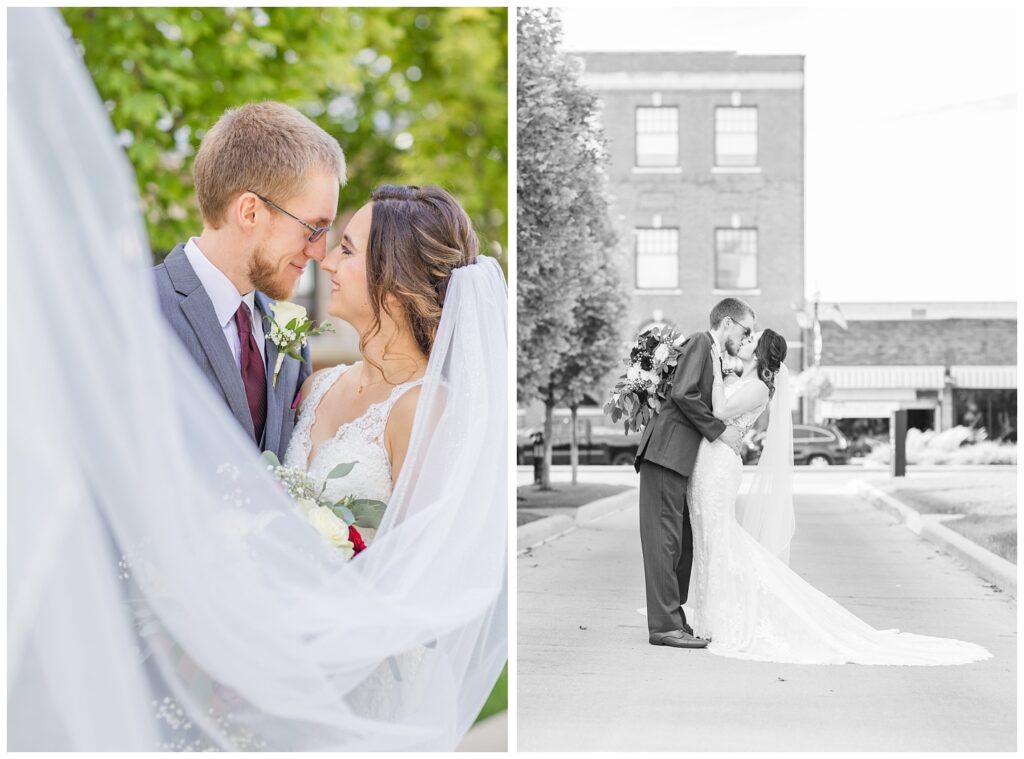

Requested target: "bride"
[
  {"left": 284, "top": 184, "right": 477, "bottom": 546},
  {"left": 9, "top": 8, "right": 506, "bottom": 751},
  {"left": 687, "top": 329, "right": 991, "bottom": 666}
]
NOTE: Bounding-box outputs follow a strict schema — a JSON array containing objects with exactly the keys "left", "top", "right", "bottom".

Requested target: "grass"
[
  {"left": 475, "top": 662, "right": 507, "bottom": 723},
  {"left": 517, "top": 482, "right": 634, "bottom": 511},
  {"left": 880, "top": 472, "right": 1017, "bottom": 564}
]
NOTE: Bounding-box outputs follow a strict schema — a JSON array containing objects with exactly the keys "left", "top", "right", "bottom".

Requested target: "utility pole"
[{"left": 793, "top": 290, "right": 845, "bottom": 424}]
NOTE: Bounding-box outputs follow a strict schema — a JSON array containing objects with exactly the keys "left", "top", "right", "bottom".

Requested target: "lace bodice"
[
  {"left": 721, "top": 375, "right": 767, "bottom": 434},
  {"left": 283, "top": 364, "right": 423, "bottom": 507}
]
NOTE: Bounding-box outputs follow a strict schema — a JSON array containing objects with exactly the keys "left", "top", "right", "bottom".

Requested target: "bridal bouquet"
[
  {"left": 604, "top": 326, "right": 685, "bottom": 433},
  {"left": 261, "top": 451, "right": 385, "bottom": 559}
]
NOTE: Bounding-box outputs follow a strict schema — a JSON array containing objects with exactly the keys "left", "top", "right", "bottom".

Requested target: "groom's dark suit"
[
  {"left": 153, "top": 245, "right": 311, "bottom": 460},
  {"left": 635, "top": 331, "right": 726, "bottom": 634}
]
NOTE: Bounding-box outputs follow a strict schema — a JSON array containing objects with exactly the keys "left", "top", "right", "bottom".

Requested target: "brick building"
[
  {"left": 579, "top": 51, "right": 805, "bottom": 367},
  {"left": 818, "top": 302, "right": 1017, "bottom": 439}
]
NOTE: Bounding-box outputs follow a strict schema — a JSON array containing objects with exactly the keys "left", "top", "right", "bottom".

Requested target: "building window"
[
  {"left": 635, "top": 228, "right": 679, "bottom": 289},
  {"left": 635, "top": 106, "right": 679, "bottom": 167},
  {"left": 715, "top": 228, "right": 758, "bottom": 290},
  {"left": 715, "top": 106, "right": 758, "bottom": 167},
  {"left": 955, "top": 389, "right": 1017, "bottom": 442}
]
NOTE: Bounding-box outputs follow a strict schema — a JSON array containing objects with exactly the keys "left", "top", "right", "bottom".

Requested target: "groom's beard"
[
  {"left": 248, "top": 245, "right": 292, "bottom": 301},
  {"left": 724, "top": 335, "right": 741, "bottom": 356}
]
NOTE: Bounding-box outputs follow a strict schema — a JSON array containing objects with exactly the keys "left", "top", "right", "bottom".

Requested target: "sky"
[{"left": 558, "top": 5, "right": 1019, "bottom": 303}]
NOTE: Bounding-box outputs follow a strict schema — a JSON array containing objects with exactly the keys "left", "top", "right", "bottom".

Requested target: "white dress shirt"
[{"left": 183, "top": 238, "right": 266, "bottom": 367}]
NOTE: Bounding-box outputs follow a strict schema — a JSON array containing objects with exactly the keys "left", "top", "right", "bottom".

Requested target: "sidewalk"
[{"left": 517, "top": 472, "right": 1017, "bottom": 751}]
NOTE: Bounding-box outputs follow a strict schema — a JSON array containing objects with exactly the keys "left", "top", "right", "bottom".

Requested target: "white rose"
[
  {"left": 269, "top": 300, "right": 307, "bottom": 329},
  {"left": 307, "top": 506, "right": 355, "bottom": 555},
  {"left": 626, "top": 365, "right": 641, "bottom": 381},
  {"left": 642, "top": 370, "right": 660, "bottom": 387},
  {"left": 653, "top": 344, "right": 670, "bottom": 363},
  {"left": 295, "top": 497, "right": 319, "bottom": 516}
]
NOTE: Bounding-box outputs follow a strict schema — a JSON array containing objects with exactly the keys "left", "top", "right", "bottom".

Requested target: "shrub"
[{"left": 867, "top": 425, "right": 1016, "bottom": 465}]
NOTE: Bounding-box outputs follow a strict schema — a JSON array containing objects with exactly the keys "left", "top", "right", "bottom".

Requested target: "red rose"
[{"left": 348, "top": 525, "right": 367, "bottom": 555}]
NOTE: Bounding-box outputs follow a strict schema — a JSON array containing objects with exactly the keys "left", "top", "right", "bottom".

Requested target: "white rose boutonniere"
[{"left": 265, "top": 301, "right": 334, "bottom": 387}]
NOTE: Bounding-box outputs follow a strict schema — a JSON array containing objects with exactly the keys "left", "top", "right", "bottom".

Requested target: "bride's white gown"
[
  {"left": 687, "top": 375, "right": 991, "bottom": 665},
  {"left": 284, "top": 363, "right": 423, "bottom": 543}
]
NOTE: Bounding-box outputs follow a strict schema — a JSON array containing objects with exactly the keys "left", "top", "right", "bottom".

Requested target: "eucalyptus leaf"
[
  {"left": 350, "top": 499, "right": 386, "bottom": 529},
  {"left": 261, "top": 450, "right": 281, "bottom": 468},
  {"left": 330, "top": 504, "right": 356, "bottom": 525},
  {"left": 327, "top": 462, "right": 356, "bottom": 479}
]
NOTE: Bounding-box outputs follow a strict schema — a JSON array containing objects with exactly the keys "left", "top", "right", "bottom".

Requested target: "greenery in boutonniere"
[{"left": 264, "top": 301, "right": 333, "bottom": 387}]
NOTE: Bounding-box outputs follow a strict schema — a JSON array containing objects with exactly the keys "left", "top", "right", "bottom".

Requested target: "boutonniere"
[{"left": 264, "top": 301, "right": 334, "bottom": 387}]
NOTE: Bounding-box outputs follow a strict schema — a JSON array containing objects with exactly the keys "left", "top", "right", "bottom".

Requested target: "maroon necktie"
[{"left": 235, "top": 303, "right": 266, "bottom": 444}]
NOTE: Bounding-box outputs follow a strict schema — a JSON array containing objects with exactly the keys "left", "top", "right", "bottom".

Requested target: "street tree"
[{"left": 517, "top": 7, "right": 616, "bottom": 488}]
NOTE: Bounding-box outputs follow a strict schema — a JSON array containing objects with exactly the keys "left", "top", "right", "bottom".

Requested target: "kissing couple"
[{"left": 635, "top": 298, "right": 989, "bottom": 665}]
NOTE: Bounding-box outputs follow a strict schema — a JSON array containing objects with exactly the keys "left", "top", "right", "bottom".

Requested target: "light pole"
[{"left": 792, "top": 291, "right": 846, "bottom": 424}]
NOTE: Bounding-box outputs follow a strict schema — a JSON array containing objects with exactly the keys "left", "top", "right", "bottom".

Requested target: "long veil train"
[{"left": 8, "top": 8, "right": 506, "bottom": 750}]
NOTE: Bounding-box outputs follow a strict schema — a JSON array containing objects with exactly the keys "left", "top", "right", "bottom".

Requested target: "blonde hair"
[{"left": 193, "top": 102, "right": 346, "bottom": 227}]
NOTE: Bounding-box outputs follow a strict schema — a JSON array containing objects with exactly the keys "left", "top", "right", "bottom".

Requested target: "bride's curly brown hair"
[
  {"left": 362, "top": 185, "right": 478, "bottom": 373},
  {"left": 754, "top": 329, "right": 788, "bottom": 399}
]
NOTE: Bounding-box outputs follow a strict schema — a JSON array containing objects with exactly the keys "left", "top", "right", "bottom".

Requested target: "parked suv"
[
  {"left": 517, "top": 417, "right": 641, "bottom": 466},
  {"left": 742, "top": 423, "right": 850, "bottom": 466}
]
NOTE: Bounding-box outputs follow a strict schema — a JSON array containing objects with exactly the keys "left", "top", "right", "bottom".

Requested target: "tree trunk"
[
  {"left": 569, "top": 403, "right": 579, "bottom": 486},
  {"left": 541, "top": 385, "right": 554, "bottom": 491}
]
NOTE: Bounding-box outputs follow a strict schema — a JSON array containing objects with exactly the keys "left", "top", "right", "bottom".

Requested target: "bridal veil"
[
  {"left": 9, "top": 8, "right": 506, "bottom": 750},
  {"left": 737, "top": 364, "right": 796, "bottom": 564}
]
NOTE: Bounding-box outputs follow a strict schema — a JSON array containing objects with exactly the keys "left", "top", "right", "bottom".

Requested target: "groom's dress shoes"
[{"left": 650, "top": 630, "right": 709, "bottom": 649}]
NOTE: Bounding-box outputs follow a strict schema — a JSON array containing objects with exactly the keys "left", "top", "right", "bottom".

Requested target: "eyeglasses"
[
  {"left": 250, "top": 191, "right": 331, "bottom": 243},
  {"left": 733, "top": 319, "right": 753, "bottom": 340}
]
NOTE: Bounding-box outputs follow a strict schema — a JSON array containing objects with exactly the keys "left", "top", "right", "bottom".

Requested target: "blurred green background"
[{"left": 61, "top": 7, "right": 508, "bottom": 266}]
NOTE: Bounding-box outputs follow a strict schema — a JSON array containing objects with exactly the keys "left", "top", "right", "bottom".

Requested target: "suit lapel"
[
  {"left": 255, "top": 292, "right": 298, "bottom": 454},
  {"left": 166, "top": 247, "right": 255, "bottom": 438}
]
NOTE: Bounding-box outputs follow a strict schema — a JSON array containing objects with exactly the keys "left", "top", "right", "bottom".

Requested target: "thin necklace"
[{"left": 355, "top": 371, "right": 387, "bottom": 395}]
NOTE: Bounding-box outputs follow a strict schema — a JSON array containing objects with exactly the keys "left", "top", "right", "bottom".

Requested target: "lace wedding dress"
[
  {"left": 687, "top": 375, "right": 991, "bottom": 666},
  {"left": 284, "top": 363, "right": 424, "bottom": 544}
]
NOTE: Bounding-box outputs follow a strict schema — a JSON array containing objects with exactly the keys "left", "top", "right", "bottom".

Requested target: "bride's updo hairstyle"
[
  {"left": 754, "top": 329, "right": 788, "bottom": 399},
  {"left": 364, "top": 184, "right": 479, "bottom": 361}
]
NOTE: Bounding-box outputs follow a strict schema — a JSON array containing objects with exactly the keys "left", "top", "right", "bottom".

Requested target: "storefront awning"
[
  {"left": 949, "top": 365, "right": 1017, "bottom": 389},
  {"left": 819, "top": 400, "right": 898, "bottom": 418},
  {"left": 821, "top": 365, "right": 1016, "bottom": 390}
]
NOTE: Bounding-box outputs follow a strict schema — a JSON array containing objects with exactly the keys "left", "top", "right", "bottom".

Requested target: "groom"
[
  {"left": 634, "top": 298, "right": 756, "bottom": 648},
  {"left": 154, "top": 102, "right": 346, "bottom": 459}
]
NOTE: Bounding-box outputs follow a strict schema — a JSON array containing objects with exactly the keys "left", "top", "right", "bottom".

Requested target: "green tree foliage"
[
  {"left": 517, "top": 8, "right": 626, "bottom": 488},
  {"left": 61, "top": 7, "right": 507, "bottom": 262}
]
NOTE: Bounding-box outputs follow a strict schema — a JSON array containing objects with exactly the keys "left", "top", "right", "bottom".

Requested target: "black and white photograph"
[{"left": 517, "top": 5, "right": 1017, "bottom": 752}]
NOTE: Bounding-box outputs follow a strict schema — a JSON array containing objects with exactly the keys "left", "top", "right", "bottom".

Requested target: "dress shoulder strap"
[
  {"left": 381, "top": 377, "right": 425, "bottom": 415},
  {"left": 302, "top": 363, "right": 350, "bottom": 412}
]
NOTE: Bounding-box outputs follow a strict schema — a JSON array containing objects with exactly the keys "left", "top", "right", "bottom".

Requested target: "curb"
[
  {"left": 517, "top": 489, "right": 637, "bottom": 554},
  {"left": 853, "top": 481, "right": 1016, "bottom": 596}
]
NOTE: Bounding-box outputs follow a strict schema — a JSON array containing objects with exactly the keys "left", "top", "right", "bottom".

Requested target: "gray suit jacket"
[
  {"left": 634, "top": 331, "right": 727, "bottom": 478},
  {"left": 153, "top": 245, "right": 311, "bottom": 460}
]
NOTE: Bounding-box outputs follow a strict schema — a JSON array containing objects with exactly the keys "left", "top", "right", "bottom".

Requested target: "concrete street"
[{"left": 517, "top": 469, "right": 1016, "bottom": 751}]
